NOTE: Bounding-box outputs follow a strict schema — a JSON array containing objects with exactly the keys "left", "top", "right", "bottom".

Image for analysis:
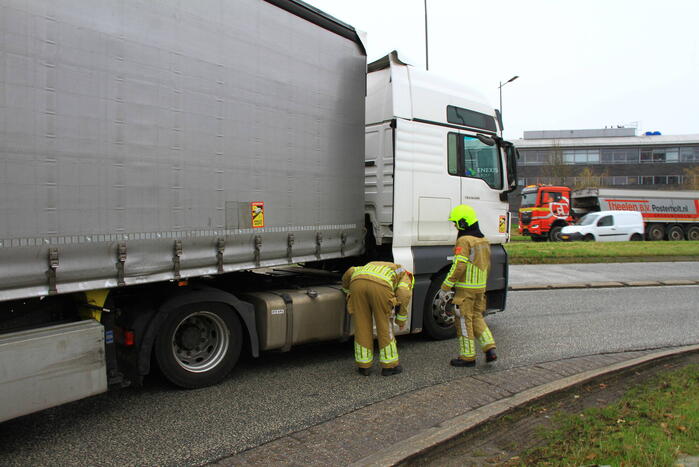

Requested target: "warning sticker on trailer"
[
  {"left": 251, "top": 202, "right": 264, "bottom": 228},
  {"left": 498, "top": 215, "right": 507, "bottom": 233}
]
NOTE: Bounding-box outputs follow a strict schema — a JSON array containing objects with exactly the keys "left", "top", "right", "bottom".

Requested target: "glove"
[
  {"left": 395, "top": 314, "right": 407, "bottom": 330},
  {"left": 437, "top": 289, "right": 450, "bottom": 301}
]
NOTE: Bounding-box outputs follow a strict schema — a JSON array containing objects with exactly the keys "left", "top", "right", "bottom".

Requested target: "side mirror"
[{"left": 502, "top": 141, "right": 518, "bottom": 193}]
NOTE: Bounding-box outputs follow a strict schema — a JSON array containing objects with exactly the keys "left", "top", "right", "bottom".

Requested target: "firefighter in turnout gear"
[
  {"left": 342, "top": 262, "right": 414, "bottom": 376},
  {"left": 440, "top": 204, "right": 497, "bottom": 367}
]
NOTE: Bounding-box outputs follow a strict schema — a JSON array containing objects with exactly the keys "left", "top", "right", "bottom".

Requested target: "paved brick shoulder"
[{"left": 211, "top": 349, "right": 664, "bottom": 466}]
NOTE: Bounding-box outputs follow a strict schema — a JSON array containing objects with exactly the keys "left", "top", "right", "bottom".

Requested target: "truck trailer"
[
  {"left": 0, "top": 0, "right": 518, "bottom": 422},
  {"left": 572, "top": 188, "right": 699, "bottom": 241},
  {"left": 518, "top": 185, "right": 699, "bottom": 241}
]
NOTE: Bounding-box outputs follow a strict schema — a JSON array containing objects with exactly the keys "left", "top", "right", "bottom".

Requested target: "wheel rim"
[
  {"left": 669, "top": 228, "right": 683, "bottom": 241},
  {"left": 550, "top": 227, "right": 562, "bottom": 242},
  {"left": 649, "top": 227, "right": 664, "bottom": 241},
  {"left": 171, "top": 311, "right": 230, "bottom": 373},
  {"left": 689, "top": 229, "right": 699, "bottom": 241},
  {"left": 431, "top": 290, "right": 456, "bottom": 329}
]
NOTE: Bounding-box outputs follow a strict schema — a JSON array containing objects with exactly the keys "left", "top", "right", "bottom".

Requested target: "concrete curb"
[
  {"left": 509, "top": 280, "right": 699, "bottom": 291},
  {"left": 352, "top": 344, "right": 699, "bottom": 467}
]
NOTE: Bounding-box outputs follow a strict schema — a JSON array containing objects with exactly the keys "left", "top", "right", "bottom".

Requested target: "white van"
[{"left": 560, "top": 210, "right": 645, "bottom": 242}]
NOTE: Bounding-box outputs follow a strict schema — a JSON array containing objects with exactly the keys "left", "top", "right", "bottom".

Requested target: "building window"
[
  {"left": 654, "top": 176, "right": 667, "bottom": 185},
  {"left": 667, "top": 175, "right": 680, "bottom": 185},
  {"left": 612, "top": 176, "right": 627, "bottom": 185},
  {"left": 640, "top": 176, "right": 654, "bottom": 185},
  {"left": 680, "top": 147, "right": 698, "bottom": 162}
]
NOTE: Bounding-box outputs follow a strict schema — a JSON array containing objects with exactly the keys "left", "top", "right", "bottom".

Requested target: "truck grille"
[{"left": 520, "top": 212, "right": 532, "bottom": 225}]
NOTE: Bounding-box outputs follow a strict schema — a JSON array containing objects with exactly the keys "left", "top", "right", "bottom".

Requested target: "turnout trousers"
[
  {"left": 347, "top": 279, "right": 400, "bottom": 369},
  {"left": 453, "top": 289, "right": 496, "bottom": 362}
]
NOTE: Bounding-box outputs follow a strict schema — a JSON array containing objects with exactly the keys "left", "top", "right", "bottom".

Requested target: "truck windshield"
[
  {"left": 579, "top": 214, "right": 599, "bottom": 225},
  {"left": 447, "top": 133, "right": 503, "bottom": 189},
  {"left": 520, "top": 190, "right": 538, "bottom": 207}
]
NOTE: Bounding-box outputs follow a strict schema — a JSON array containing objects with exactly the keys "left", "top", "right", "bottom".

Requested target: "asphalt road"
[{"left": 1, "top": 285, "right": 698, "bottom": 466}]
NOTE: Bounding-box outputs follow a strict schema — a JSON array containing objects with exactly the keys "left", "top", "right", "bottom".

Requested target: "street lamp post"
[
  {"left": 498, "top": 75, "right": 519, "bottom": 135},
  {"left": 424, "top": 0, "right": 429, "bottom": 71}
]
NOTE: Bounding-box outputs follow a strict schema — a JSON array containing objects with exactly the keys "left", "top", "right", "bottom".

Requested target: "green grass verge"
[
  {"left": 505, "top": 241, "right": 699, "bottom": 264},
  {"left": 520, "top": 365, "right": 699, "bottom": 466}
]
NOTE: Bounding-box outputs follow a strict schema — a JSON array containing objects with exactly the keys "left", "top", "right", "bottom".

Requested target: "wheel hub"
[
  {"left": 171, "top": 311, "right": 229, "bottom": 373},
  {"left": 178, "top": 325, "right": 202, "bottom": 351}
]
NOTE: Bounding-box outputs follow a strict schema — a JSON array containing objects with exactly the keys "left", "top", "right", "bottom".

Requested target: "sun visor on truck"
[{"left": 264, "top": 0, "right": 366, "bottom": 55}]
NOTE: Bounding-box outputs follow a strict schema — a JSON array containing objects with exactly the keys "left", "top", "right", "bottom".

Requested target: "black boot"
[
  {"left": 357, "top": 367, "right": 371, "bottom": 376},
  {"left": 485, "top": 349, "right": 498, "bottom": 362},
  {"left": 381, "top": 365, "right": 403, "bottom": 376},
  {"left": 450, "top": 358, "right": 476, "bottom": 367}
]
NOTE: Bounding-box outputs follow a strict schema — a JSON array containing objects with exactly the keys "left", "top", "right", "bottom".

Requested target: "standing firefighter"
[
  {"left": 440, "top": 204, "right": 498, "bottom": 367},
  {"left": 342, "top": 262, "right": 414, "bottom": 376}
]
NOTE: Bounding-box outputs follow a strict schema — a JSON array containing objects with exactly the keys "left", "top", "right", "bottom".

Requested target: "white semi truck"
[{"left": 0, "top": 0, "right": 518, "bottom": 422}]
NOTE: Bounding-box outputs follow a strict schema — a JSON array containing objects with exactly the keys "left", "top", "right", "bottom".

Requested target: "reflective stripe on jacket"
[{"left": 442, "top": 237, "right": 490, "bottom": 291}]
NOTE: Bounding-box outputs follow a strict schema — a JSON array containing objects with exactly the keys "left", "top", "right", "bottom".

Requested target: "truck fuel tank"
[{"left": 241, "top": 286, "right": 350, "bottom": 352}]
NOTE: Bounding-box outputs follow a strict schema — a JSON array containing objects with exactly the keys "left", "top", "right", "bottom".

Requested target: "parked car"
[{"left": 560, "top": 210, "right": 644, "bottom": 242}]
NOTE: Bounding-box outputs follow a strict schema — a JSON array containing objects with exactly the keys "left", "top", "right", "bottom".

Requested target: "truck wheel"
[
  {"left": 154, "top": 303, "right": 242, "bottom": 388},
  {"left": 423, "top": 271, "right": 456, "bottom": 340},
  {"left": 583, "top": 234, "right": 594, "bottom": 242},
  {"left": 549, "top": 225, "right": 563, "bottom": 242},
  {"left": 687, "top": 226, "right": 699, "bottom": 241},
  {"left": 667, "top": 226, "right": 684, "bottom": 241},
  {"left": 646, "top": 224, "right": 665, "bottom": 241},
  {"left": 630, "top": 233, "right": 643, "bottom": 241}
]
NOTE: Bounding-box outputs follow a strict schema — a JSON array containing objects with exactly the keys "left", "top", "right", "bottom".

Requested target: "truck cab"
[
  {"left": 364, "top": 51, "right": 518, "bottom": 338},
  {"left": 518, "top": 185, "right": 573, "bottom": 241}
]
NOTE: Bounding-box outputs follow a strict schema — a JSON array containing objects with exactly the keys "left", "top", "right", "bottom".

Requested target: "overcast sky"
[{"left": 309, "top": 0, "right": 699, "bottom": 140}]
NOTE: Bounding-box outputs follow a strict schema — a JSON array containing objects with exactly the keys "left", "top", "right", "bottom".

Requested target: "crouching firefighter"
[
  {"left": 342, "top": 262, "right": 414, "bottom": 376},
  {"left": 440, "top": 204, "right": 498, "bottom": 367}
]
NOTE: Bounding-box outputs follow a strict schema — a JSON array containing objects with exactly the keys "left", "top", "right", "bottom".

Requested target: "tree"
[
  {"left": 683, "top": 166, "right": 699, "bottom": 190},
  {"left": 540, "top": 140, "right": 573, "bottom": 186},
  {"left": 573, "top": 167, "right": 609, "bottom": 189}
]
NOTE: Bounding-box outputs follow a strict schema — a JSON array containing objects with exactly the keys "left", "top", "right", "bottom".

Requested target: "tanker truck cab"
[
  {"left": 364, "top": 51, "right": 517, "bottom": 339},
  {"left": 560, "top": 210, "right": 644, "bottom": 242}
]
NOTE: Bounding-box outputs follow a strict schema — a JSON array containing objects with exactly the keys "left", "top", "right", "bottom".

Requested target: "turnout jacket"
[
  {"left": 441, "top": 235, "right": 490, "bottom": 293},
  {"left": 341, "top": 261, "right": 414, "bottom": 322}
]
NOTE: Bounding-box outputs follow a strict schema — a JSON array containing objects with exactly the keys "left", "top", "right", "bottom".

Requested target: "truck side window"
[
  {"left": 597, "top": 215, "right": 613, "bottom": 227},
  {"left": 448, "top": 133, "right": 458, "bottom": 175},
  {"left": 447, "top": 132, "right": 503, "bottom": 189}
]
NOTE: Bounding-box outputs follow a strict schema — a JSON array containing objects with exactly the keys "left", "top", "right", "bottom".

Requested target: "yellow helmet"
[{"left": 449, "top": 204, "right": 478, "bottom": 230}]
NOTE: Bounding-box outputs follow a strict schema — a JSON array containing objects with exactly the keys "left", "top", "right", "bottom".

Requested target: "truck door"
[{"left": 456, "top": 133, "right": 506, "bottom": 240}]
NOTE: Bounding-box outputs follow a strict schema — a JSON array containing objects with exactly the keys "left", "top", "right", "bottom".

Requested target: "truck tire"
[
  {"left": 687, "top": 226, "right": 699, "bottom": 241},
  {"left": 154, "top": 303, "right": 242, "bottom": 389},
  {"left": 667, "top": 225, "right": 684, "bottom": 241},
  {"left": 549, "top": 225, "right": 563, "bottom": 242},
  {"left": 423, "top": 271, "right": 456, "bottom": 340},
  {"left": 646, "top": 224, "right": 665, "bottom": 241}
]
